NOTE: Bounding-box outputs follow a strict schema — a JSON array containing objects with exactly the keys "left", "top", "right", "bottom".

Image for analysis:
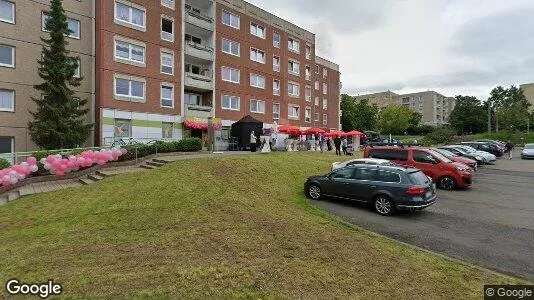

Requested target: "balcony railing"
[
  {"left": 186, "top": 9, "right": 214, "bottom": 23},
  {"left": 184, "top": 72, "right": 213, "bottom": 90},
  {"left": 185, "top": 104, "right": 213, "bottom": 118},
  {"left": 186, "top": 41, "right": 213, "bottom": 52}
]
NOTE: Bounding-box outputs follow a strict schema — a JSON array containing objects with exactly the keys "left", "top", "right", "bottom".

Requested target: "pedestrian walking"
[
  {"left": 250, "top": 131, "right": 257, "bottom": 152},
  {"left": 341, "top": 137, "right": 348, "bottom": 155},
  {"left": 326, "top": 137, "right": 332, "bottom": 151},
  {"left": 334, "top": 136, "right": 342, "bottom": 155},
  {"left": 505, "top": 140, "right": 514, "bottom": 159}
]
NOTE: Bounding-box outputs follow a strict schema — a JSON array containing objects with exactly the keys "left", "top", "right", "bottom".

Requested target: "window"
[
  {"left": 114, "top": 75, "right": 145, "bottom": 100},
  {"left": 0, "top": 0, "right": 15, "bottom": 24},
  {"left": 70, "top": 58, "right": 81, "bottom": 78},
  {"left": 353, "top": 168, "right": 377, "bottom": 181},
  {"left": 322, "top": 113, "right": 327, "bottom": 125},
  {"left": 250, "top": 48, "right": 265, "bottom": 63},
  {"left": 161, "top": 0, "right": 174, "bottom": 9},
  {"left": 323, "top": 68, "right": 328, "bottom": 78},
  {"left": 413, "top": 151, "right": 438, "bottom": 164},
  {"left": 314, "top": 81, "right": 319, "bottom": 90},
  {"left": 114, "top": 1, "right": 145, "bottom": 30},
  {"left": 314, "top": 112, "right": 319, "bottom": 122},
  {"left": 0, "top": 89, "right": 14, "bottom": 112},
  {"left": 288, "top": 36, "right": 300, "bottom": 53},
  {"left": 305, "top": 86, "right": 311, "bottom": 101},
  {"left": 322, "top": 98, "right": 327, "bottom": 109},
  {"left": 221, "top": 66, "right": 240, "bottom": 83},
  {"left": 250, "top": 73, "right": 265, "bottom": 89},
  {"left": 222, "top": 95, "right": 240, "bottom": 110},
  {"left": 330, "top": 168, "right": 355, "bottom": 180},
  {"left": 161, "top": 84, "right": 174, "bottom": 108},
  {"left": 114, "top": 38, "right": 145, "bottom": 64},
  {"left": 273, "top": 79, "right": 280, "bottom": 95},
  {"left": 161, "top": 16, "right": 174, "bottom": 42},
  {"left": 222, "top": 38, "right": 240, "bottom": 56},
  {"left": 288, "top": 105, "right": 299, "bottom": 119},
  {"left": 288, "top": 82, "right": 299, "bottom": 97},
  {"left": 162, "top": 122, "right": 173, "bottom": 139},
  {"left": 288, "top": 60, "right": 300, "bottom": 75},
  {"left": 184, "top": 93, "right": 202, "bottom": 106},
  {"left": 305, "top": 107, "right": 311, "bottom": 123},
  {"left": 185, "top": 33, "right": 201, "bottom": 44},
  {"left": 250, "top": 22, "right": 265, "bottom": 38},
  {"left": 161, "top": 51, "right": 174, "bottom": 74},
  {"left": 273, "top": 103, "right": 280, "bottom": 119},
  {"left": 185, "top": 3, "right": 201, "bottom": 14},
  {"left": 273, "top": 55, "right": 280, "bottom": 72},
  {"left": 273, "top": 32, "right": 280, "bottom": 48},
  {"left": 315, "top": 64, "right": 319, "bottom": 74},
  {"left": 305, "top": 44, "right": 312, "bottom": 59},
  {"left": 368, "top": 149, "right": 408, "bottom": 161},
  {"left": 114, "top": 119, "right": 131, "bottom": 138},
  {"left": 42, "top": 13, "right": 80, "bottom": 39},
  {"left": 305, "top": 66, "right": 311, "bottom": 81},
  {"left": 222, "top": 10, "right": 239, "bottom": 29},
  {"left": 0, "top": 44, "right": 14, "bottom": 68},
  {"left": 250, "top": 99, "right": 265, "bottom": 114},
  {"left": 314, "top": 97, "right": 319, "bottom": 106},
  {"left": 323, "top": 83, "right": 328, "bottom": 94}
]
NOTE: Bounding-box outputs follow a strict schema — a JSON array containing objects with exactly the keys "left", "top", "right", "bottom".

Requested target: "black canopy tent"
[{"left": 231, "top": 115, "right": 263, "bottom": 150}]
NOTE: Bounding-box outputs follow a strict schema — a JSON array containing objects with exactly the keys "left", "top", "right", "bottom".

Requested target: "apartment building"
[
  {"left": 520, "top": 83, "right": 534, "bottom": 110},
  {"left": 0, "top": 0, "right": 95, "bottom": 153},
  {"left": 353, "top": 91, "right": 398, "bottom": 109},
  {"left": 1, "top": 0, "right": 341, "bottom": 153}
]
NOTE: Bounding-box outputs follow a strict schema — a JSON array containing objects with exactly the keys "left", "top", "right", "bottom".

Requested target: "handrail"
[
  {"left": 186, "top": 40, "right": 213, "bottom": 52},
  {"left": 186, "top": 10, "right": 213, "bottom": 23}
]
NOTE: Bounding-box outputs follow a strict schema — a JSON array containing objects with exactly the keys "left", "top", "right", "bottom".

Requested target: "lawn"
[{"left": 0, "top": 152, "right": 522, "bottom": 299}]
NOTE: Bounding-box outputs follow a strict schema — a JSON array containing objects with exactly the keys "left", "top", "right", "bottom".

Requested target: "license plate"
[{"left": 425, "top": 191, "right": 432, "bottom": 198}]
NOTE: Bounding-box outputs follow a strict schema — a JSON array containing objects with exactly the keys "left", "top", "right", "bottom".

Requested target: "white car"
[
  {"left": 451, "top": 145, "right": 496, "bottom": 164},
  {"left": 331, "top": 158, "right": 393, "bottom": 171}
]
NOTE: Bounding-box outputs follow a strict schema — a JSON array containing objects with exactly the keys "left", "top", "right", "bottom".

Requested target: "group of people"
[{"left": 248, "top": 131, "right": 353, "bottom": 155}]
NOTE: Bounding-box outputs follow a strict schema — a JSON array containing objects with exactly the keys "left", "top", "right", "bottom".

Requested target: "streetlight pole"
[{"left": 487, "top": 101, "right": 491, "bottom": 133}]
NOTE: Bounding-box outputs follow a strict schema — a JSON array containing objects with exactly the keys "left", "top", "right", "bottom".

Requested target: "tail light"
[{"left": 406, "top": 186, "right": 426, "bottom": 196}]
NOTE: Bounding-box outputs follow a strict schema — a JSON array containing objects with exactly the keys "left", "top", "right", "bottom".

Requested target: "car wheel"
[
  {"left": 307, "top": 184, "right": 322, "bottom": 200},
  {"left": 437, "top": 176, "right": 456, "bottom": 190},
  {"left": 374, "top": 195, "right": 395, "bottom": 216}
]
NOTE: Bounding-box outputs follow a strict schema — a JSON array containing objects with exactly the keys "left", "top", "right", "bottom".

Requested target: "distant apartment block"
[
  {"left": 354, "top": 90, "right": 456, "bottom": 126},
  {"left": 520, "top": 83, "right": 534, "bottom": 110}
]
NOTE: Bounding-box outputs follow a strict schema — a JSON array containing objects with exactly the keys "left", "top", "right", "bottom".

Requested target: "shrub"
[
  {"left": 409, "top": 125, "right": 435, "bottom": 135},
  {"left": 0, "top": 158, "right": 10, "bottom": 169},
  {"left": 422, "top": 127, "right": 455, "bottom": 146},
  {"left": 176, "top": 138, "right": 202, "bottom": 152}
]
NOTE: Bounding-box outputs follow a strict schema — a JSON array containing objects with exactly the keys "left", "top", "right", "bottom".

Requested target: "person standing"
[
  {"left": 505, "top": 140, "right": 514, "bottom": 159},
  {"left": 250, "top": 131, "right": 257, "bottom": 152},
  {"left": 334, "top": 136, "right": 341, "bottom": 155},
  {"left": 341, "top": 136, "right": 348, "bottom": 155},
  {"left": 319, "top": 135, "right": 325, "bottom": 153},
  {"left": 326, "top": 137, "right": 332, "bottom": 151}
]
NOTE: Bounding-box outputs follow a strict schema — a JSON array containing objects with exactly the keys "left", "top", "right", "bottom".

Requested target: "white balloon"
[
  {"left": 43, "top": 163, "right": 51, "bottom": 170},
  {"left": 30, "top": 165, "right": 39, "bottom": 172},
  {"left": 9, "top": 177, "right": 18, "bottom": 184},
  {"left": 40, "top": 158, "right": 46, "bottom": 164}
]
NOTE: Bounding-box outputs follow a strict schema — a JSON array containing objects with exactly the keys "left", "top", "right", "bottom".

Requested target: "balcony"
[
  {"left": 185, "top": 41, "right": 213, "bottom": 61},
  {"left": 184, "top": 10, "right": 214, "bottom": 31},
  {"left": 184, "top": 72, "right": 213, "bottom": 91},
  {"left": 185, "top": 104, "right": 213, "bottom": 118}
]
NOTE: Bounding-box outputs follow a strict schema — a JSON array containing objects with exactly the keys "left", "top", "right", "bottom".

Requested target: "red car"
[
  {"left": 363, "top": 146, "right": 473, "bottom": 190},
  {"left": 431, "top": 148, "right": 477, "bottom": 171}
]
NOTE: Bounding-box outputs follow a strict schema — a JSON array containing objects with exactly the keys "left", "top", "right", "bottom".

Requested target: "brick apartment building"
[
  {"left": 520, "top": 83, "right": 534, "bottom": 111},
  {"left": 0, "top": 0, "right": 341, "bottom": 153}
]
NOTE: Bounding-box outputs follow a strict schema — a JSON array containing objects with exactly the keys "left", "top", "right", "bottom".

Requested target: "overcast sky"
[{"left": 248, "top": 0, "right": 534, "bottom": 100}]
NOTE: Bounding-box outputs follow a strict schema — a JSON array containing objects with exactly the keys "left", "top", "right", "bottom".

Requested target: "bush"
[
  {"left": 408, "top": 125, "right": 435, "bottom": 135},
  {"left": 117, "top": 138, "right": 202, "bottom": 161},
  {"left": 422, "top": 127, "right": 455, "bottom": 146},
  {"left": 0, "top": 158, "right": 10, "bottom": 169}
]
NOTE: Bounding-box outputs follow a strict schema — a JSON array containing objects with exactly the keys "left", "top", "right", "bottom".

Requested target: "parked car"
[
  {"left": 363, "top": 146, "right": 473, "bottom": 190},
  {"left": 432, "top": 148, "right": 477, "bottom": 171},
  {"left": 521, "top": 144, "right": 534, "bottom": 159},
  {"left": 362, "top": 131, "right": 382, "bottom": 144},
  {"left": 305, "top": 164, "right": 437, "bottom": 215},
  {"left": 438, "top": 146, "right": 485, "bottom": 165},
  {"left": 461, "top": 142, "right": 504, "bottom": 157},
  {"left": 332, "top": 158, "right": 392, "bottom": 171},
  {"left": 476, "top": 139, "right": 506, "bottom": 151},
  {"left": 450, "top": 145, "right": 497, "bottom": 164}
]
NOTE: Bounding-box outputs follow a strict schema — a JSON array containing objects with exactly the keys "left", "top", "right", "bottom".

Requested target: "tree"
[
  {"left": 406, "top": 110, "right": 422, "bottom": 133},
  {"left": 377, "top": 104, "right": 413, "bottom": 134},
  {"left": 28, "top": 0, "right": 93, "bottom": 149},
  {"left": 488, "top": 85, "right": 531, "bottom": 132},
  {"left": 449, "top": 95, "right": 487, "bottom": 134},
  {"left": 340, "top": 94, "right": 378, "bottom": 131}
]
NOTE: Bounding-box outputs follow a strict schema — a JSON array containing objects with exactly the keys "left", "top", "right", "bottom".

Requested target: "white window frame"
[
  {"left": 114, "top": 0, "right": 146, "bottom": 31},
  {"left": 161, "top": 15, "right": 174, "bottom": 42},
  {"left": 222, "top": 38, "right": 240, "bottom": 57},
  {"left": 114, "top": 36, "right": 146, "bottom": 66},
  {"left": 0, "top": 0, "right": 15, "bottom": 24},
  {"left": 160, "top": 50, "right": 174, "bottom": 75},
  {"left": 305, "top": 107, "right": 311, "bottom": 123},
  {"left": 250, "top": 22, "right": 266, "bottom": 39},
  {"left": 222, "top": 94, "right": 240, "bottom": 111},
  {"left": 0, "top": 44, "right": 14, "bottom": 68},
  {"left": 306, "top": 44, "right": 312, "bottom": 60},
  {"left": 305, "top": 86, "right": 311, "bottom": 101},
  {"left": 288, "top": 105, "right": 300, "bottom": 120},
  {"left": 160, "top": 83, "right": 174, "bottom": 108},
  {"left": 288, "top": 36, "right": 300, "bottom": 53},
  {"left": 288, "top": 81, "right": 300, "bottom": 98},
  {"left": 273, "top": 103, "right": 280, "bottom": 119},
  {"left": 323, "top": 68, "right": 328, "bottom": 78},
  {"left": 323, "top": 113, "right": 328, "bottom": 126},
  {"left": 113, "top": 73, "right": 146, "bottom": 102},
  {"left": 250, "top": 73, "right": 266, "bottom": 89},
  {"left": 72, "top": 58, "right": 81, "bottom": 78},
  {"left": 42, "top": 12, "right": 80, "bottom": 39},
  {"left": 314, "top": 112, "right": 319, "bottom": 122},
  {"left": 222, "top": 10, "right": 240, "bottom": 29},
  {"left": 0, "top": 89, "right": 14, "bottom": 112},
  {"left": 250, "top": 47, "right": 265, "bottom": 64},
  {"left": 305, "top": 66, "right": 311, "bottom": 81},
  {"left": 162, "top": 122, "right": 174, "bottom": 139},
  {"left": 323, "top": 98, "right": 328, "bottom": 109},
  {"left": 250, "top": 99, "right": 266, "bottom": 114},
  {"left": 288, "top": 59, "right": 300, "bottom": 75},
  {"left": 273, "top": 31, "right": 280, "bottom": 48},
  {"left": 323, "top": 82, "right": 328, "bottom": 94},
  {"left": 221, "top": 66, "right": 240, "bottom": 84},
  {"left": 314, "top": 81, "right": 319, "bottom": 90},
  {"left": 314, "top": 96, "right": 319, "bottom": 106},
  {"left": 273, "top": 79, "right": 280, "bottom": 96}
]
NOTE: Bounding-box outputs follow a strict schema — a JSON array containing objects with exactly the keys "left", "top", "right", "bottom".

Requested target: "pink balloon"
[
  {"left": 59, "top": 164, "right": 67, "bottom": 171},
  {"left": 67, "top": 162, "right": 75, "bottom": 169},
  {"left": 85, "top": 158, "right": 94, "bottom": 166},
  {"left": 26, "top": 157, "right": 37, "bottom": 165},
  {"left": 46, "top": 156, "right": 56, "bottom": 163}
]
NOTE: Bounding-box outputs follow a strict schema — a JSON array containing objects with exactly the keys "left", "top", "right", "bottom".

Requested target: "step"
[
  {"left": 139, "top": 164, "right": 156, "bottom": 170},
  {"left": 0, "top": 196, "right": 7, "bottom": 205},
  {"left": 146, "top": 161, "right": 165, "bottom": 167},
  {"left": 18, "top": 186, "right": 36, "bottom": 196},
  {"left": 152, "top": 158, "right": 170, "bottom": 164},
  {"left": 88, "top": 174, "right": 104, "bottom": 181},
  {"left": 95, "top": 170, "right": 111, "bottom": 177},
  {"left": 7, "top": 191, "right": 20, "bottom": 202},
  {"left": 79, "top": 178, "right": 95, "bottom": 185}
]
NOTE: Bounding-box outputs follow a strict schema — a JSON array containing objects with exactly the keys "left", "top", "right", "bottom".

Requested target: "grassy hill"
[{"left": 0, "top": 152, "right": 521, "bottom": 299}]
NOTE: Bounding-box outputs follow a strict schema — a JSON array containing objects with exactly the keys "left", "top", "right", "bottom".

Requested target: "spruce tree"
[{"left": 28, "top": 0, "right": 93, "bottom": 149}]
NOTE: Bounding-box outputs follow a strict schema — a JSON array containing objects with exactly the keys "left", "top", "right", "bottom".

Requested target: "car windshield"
[
  {"left": 407, "top": 171, "right": 430, "bottom": 185},
  {"left": 459, "top": 145, "right": 476, "bottom": 152},
  {"left": 427, "top": 149, "right": 453, "bottom": 163},
  {"left": 525, "top": 144, "right": 534, "bottom": 149},
  {"left": 433, "top": 148, "right": 454, "bottom": 157},
  {"left": 448, "top": 147, "right": 467, "bottom": 155}
]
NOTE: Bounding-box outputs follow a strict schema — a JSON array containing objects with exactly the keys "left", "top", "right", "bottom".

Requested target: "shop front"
[{"left": 183, "top": 116, "right": 222, "bottom": 150}]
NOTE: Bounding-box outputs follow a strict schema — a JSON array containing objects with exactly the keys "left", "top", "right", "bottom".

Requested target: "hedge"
[
  {"left": 118, "top": 138, "right": 202, "bottom": 162},
  {"left": 0, "top": 158, "right": 10, "bottom": 170}
]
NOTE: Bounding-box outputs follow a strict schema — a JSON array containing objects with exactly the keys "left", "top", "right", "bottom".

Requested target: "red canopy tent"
[
  {"left": 328, "top": 130, "right": 346, "bottom": 137},
  {"left": 278, "top": 125, "right": 300, "bottom": 133},
  {"left": 345, "top": 130, "right": 365, "bottom": 136},
  {"left": 304, "top": 128, "right": 326, "bottom": 135}
]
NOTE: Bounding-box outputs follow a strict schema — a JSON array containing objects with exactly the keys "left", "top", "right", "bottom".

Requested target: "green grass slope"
[{"left": 0, "top": 153, "right": 521, "bottom": 299}]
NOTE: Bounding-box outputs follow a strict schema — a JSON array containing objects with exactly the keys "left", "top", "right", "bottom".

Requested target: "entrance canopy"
[{"left": 184, "top": 116, "right": 222, "bottom": 130}]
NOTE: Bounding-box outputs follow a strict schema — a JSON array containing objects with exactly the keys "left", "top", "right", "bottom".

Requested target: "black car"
[
  {"left": 460, "top": 142, "right": 504, "bottom": 157},
  {"left": 304, "top": 164, "right": 437, "bottom": 216}
]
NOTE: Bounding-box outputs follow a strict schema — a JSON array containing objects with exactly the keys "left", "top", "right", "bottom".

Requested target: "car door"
[
  {"left": 411, "top": 150, "right": 438, "bottom": 179},
  {"left": 322, "top": 168, "right": 356, "bottom": 198},
  {"left": 346, "top": 167, "right": 378, "bottom": 202}
]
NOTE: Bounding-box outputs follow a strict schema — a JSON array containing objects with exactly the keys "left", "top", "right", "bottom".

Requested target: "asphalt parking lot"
[{"left": 311, "top": 150, "right": 534, "bottom": 280}]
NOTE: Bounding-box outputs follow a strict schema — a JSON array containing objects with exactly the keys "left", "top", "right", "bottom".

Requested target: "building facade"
[
  {"left": 520, "top": 83, "right": 534, "bottom": 111},
  {"left": 353, "top": 91, "right": 398, "bottom": 109},
  {"left": 0, "top": 0, "right": 341, "bottom": 153},
  {"left": 0, "top": 0, "right": 95, "bottom": 154}
]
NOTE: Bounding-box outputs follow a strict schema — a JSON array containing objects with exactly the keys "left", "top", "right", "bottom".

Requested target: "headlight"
[
  {"left": 475, "top": 156, "right": 482, "bottom": 161},
  {"left": 455, "top": 166, "right": 468, "bottom": 171}
]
